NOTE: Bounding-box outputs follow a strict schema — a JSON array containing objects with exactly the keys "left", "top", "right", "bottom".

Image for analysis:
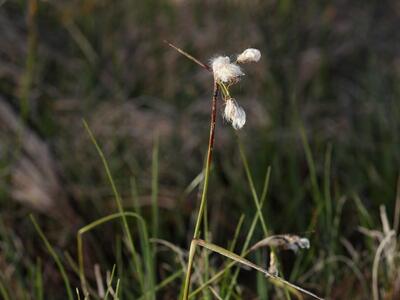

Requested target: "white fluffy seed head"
[
  {"left": 237, "top": 48, "right": 261, "bottom": 63},
  {"left": 224, "top": 98, "right": 246, "bottom": 130},
  {"left": 211, "top": 56, "right": 244, "bottom": 83},
  {"left": 287, "top": 238, "right": 310, "bottom": 252},
  {"left": 223, "top": 98, "right": 236, "bottom": 121},
  {"left": 298, "top": 238, "right": 310, "bottom": 249}
]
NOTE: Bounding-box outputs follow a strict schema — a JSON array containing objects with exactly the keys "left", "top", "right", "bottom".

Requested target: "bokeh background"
[{"left": 1, "top": 0, "right": 400, "bottom": 299}]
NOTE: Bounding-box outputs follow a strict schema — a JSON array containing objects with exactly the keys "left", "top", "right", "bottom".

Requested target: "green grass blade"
[
  {"left": 131, "top": 177, "right": 156, "bottom": 300},
  {"left": 225, "top": 167, "right": 271, "bottom": 299},
  {"left": 138, "top": 270, "right": 183, "bottom": 300},
  {"left": 299, "top": 125, "right": 322, "bottom": 205},
  {"left": 238, "top": 138, "right": 269, "bottom": 236},
  {"left": 150, "top": 135, "right": 159, "bottom": 299},
  {"left": 290, "top": 125, "right": 323, "bottom": 281},
  {"left": 324, "top": 144, "right": 333, "bottom": 231},
  {"left": 151, "top": 134, "right": 159, "bottom": 239},
  {"left": 195, "top": 239, "right": 323, "bottom": 300},
  {"left": 104, "top": 264, "right": 117, "bottom": 300},
  {"left": 35, "top": 258, "right": 43, "bottom": 300},
  {"left": 256, "top": 251, "right": 268, "bottom": 300},
  {"left": 82, "top": 120, "right": 144, "bottom": 294},
  {"left": 238, "top": 143, "right": 290, "bottom": 299},
  {"left": 77, "top": 211, "right": 151, "bottom": 298},
  {"left": 76, "top": 288, "right": 81, "bottom": 300},
  {"left": 30, "top": 215, "right": 74, "bottom": 300},
  {"left": 220, "top": 214, "right": 245, "bottom": 294},
  {"left": 114, "top": 278, "right": 121, "bottom": 299},
  {"left": 0, "top": 277, "right": 10, "bottom": 300},
  {"left": 190, "top": 168, "right": 271, "bottom": 299},
  {"left": 209, "top": 286, "right": 223, "bottom": 300}
]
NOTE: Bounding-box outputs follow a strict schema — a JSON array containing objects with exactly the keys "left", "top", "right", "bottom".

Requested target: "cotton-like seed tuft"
[
  {"left": 237, "top": 48, "right": 261, "bottom": 63},
  {"left": 224, "top": 98, "right": 246, "bottom": 130},
  {"left": 249, "top": 234, "right": 311, "bottom": 253},
  {"left": 298, "top": 238, "right": 310, "bottom": 249},
  {"left": 286, "top": 238, "right": 310, "bottom": 252},
  {"left": 211, "top": 56, "right": 244, "bottom": 83}
]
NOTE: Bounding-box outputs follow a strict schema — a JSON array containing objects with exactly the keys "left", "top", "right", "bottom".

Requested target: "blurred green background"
[{"left": 1, "top": 0, "right": 400, "bottom": 299}]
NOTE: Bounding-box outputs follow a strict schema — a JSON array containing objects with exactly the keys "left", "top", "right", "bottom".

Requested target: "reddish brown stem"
[
  {"left": 206, "top": 80, "right": 218, "bottom": 166},
  {"left": 165, "top": 40, "right": 219, "bottom": 299},
  {"left": 164, "top": 40, "right": 212, "bottom": 72},
  {"left": 182, "top": 80, "right": 219, "bottom": 300}
]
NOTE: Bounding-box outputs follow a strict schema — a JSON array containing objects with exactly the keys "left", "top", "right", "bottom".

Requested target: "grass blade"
[
  {"left": 195, "top": 239, "right": 324, "bottom": 300},
  {"left": 82, "top": 120, "right": 144, "bottom": 295},
  {"left": 35, "top": 258, "right": 43, "bottom": 300},
  {"left": 0, "top": 278, "right": 10, "bottom": 300},
  {"left": 30, "top": 215, "right": 74, "bottom": 300},
  {"left": 77, "top": 211, "right": 151, "bottom": 298},
  {"left": 151, "top": 134, "right": 159, "bottom": 239},
  {"left": 238, "top": 138, "right": 269, "bottom": 236}
]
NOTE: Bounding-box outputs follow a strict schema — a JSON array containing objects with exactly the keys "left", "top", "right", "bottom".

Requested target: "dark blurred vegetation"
[{"left": 1, "top": 0, "right": 400, "bottom": 299}]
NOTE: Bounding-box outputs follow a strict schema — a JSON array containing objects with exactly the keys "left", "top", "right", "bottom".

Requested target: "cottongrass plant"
[
  {"left": 27, "top": 42, "right": 324, "bottom": 300},
  {"left": 165, "top": 41, "right": 323, "bottom": 300}
]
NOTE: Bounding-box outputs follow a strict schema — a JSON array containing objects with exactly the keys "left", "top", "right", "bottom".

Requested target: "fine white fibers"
[
  {"left": 287, "top": 238, "right": 310, "bottom": 252},
  {"left": 237, "top": 48, "right": 261, "bottom": 63},
  {"left": 224, "top": 98, "right": 246, "bottom": 130},
  {"left": 211, "top": 56, "right": 244, "bottom": 83},
  {"left": 298, "top": 238, "right": 310, "bottom": 249}
]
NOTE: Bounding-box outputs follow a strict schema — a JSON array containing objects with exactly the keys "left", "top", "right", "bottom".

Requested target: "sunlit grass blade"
[
  {"left": 76, "top": 288, "right": 81, "bottom": 300},
  {"left": 209, "top": 286, "right": 223, "bottom": 300},
  {"left": 189, "top": 167, "right": 286, "bottom": 299},
  {"left": 104, "top": 265, "right": 117, "bottom": 300},
  {"left": 195, "top": 239, "right": 323, "bottom": 300},
  {"left": 115, "top": 278, "right": 121, "bottom": 299}
]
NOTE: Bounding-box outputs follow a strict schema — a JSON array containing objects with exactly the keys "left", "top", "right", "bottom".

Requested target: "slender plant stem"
[
  {"left": 193, "top": 79, "right": 218, "bottom": 238},
  {"left": 182, "top": 79, "right": 219, "bottom": 300},
  {"left": 164, "top": 40, "right": 211, "bottom": 72},
  {"left": 237, "top": 138, "right": 269, "bottom": 235},
  {"left": 82, "top": 121, "right": 145, "bottom": 295},
  {"left": 151, "top": 134, "right": 159, "bottom": 239},
  {"left": 30, "top": 215, "right": 74, "bottom": 300},
  {"left": 164, "top": 41, "right": 218, "bottom": 300},
  {"left": 77, "top": 212, "right": 151, "bottom": 296}
]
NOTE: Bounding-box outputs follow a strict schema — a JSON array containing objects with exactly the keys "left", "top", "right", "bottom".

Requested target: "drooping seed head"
[
  {"left": 298, "top": 238, "right": 310, "bottom": 249},
  {"left": 237, "top": 48, "right": 261, "bottom": 63},
  {"left": 224, "top": 98, "right": 246, "bottom": 130}
]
